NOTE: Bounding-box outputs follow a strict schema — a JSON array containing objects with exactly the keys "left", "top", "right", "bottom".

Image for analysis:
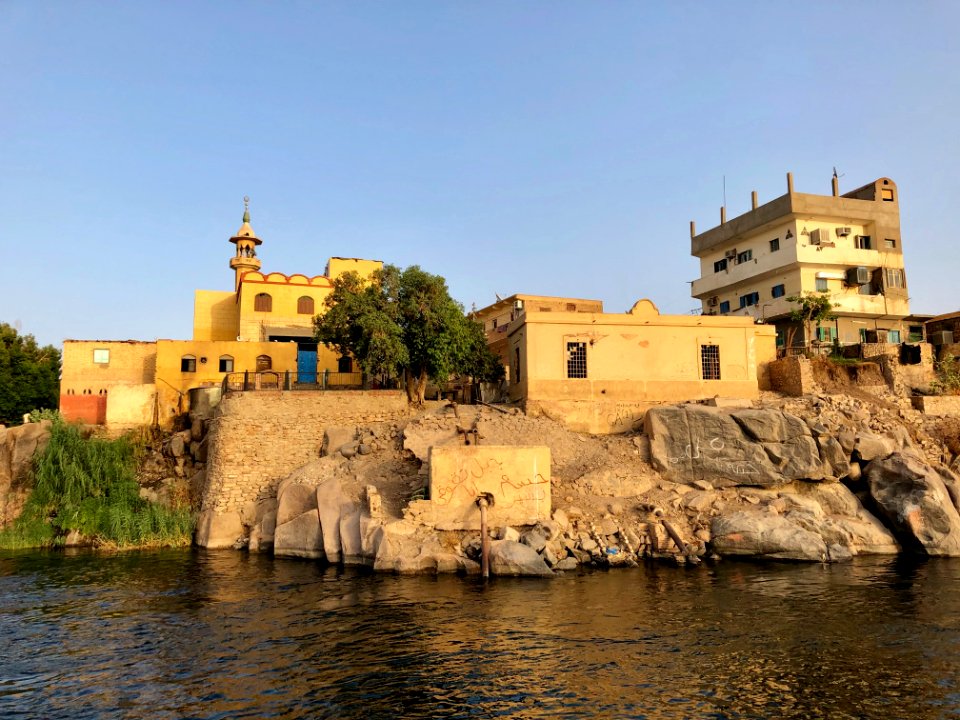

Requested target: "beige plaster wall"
[
  {"left": 61, "top": 340, "right": 157, "bottom": 394},
  {"left": 104, "top": 384, "right": 157, "bottom": 428},
  {"left": 427, "top": 445, "right": 551, "bottom": 530},
  {"left": 515, "top": 313, "right": 773, "bottom": 406}
]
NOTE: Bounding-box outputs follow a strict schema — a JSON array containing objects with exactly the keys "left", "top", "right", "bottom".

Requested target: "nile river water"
[{"left": 1, "top": 550, "right": 959, "bottom": 719}]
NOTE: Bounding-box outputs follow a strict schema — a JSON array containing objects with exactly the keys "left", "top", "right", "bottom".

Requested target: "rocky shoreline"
[{"left": 202, "top": 387, "right": 960, "bottom": 576}]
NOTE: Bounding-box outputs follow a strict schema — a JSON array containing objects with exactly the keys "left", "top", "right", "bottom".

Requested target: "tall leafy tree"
[
  {"left": 0, "top": 323, "right": 61, "bottom": 425},
  {"left": 784, "top": 291, "right": 839, "bottom": 349},
  {"left": 314, "top": 265, "right": 503, "bottom": 404}
]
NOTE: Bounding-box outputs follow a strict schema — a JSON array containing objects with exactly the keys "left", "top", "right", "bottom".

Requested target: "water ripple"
[{"left": 2, "top": 550, "right": 960, "bottom": 718}]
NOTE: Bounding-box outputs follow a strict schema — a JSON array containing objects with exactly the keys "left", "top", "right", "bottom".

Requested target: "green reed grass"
[{"left": 0, "top": 420, "right": 194, "bottom": 549}]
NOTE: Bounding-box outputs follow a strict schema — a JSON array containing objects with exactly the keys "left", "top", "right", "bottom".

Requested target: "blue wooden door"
[{"left": 297, "top": 348, "right": 318, "bottom": 383}]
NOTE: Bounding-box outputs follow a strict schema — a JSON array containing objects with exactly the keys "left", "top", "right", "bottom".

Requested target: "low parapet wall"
[{"left": 201, "top": 390, "right": 411, "bottom": 520}]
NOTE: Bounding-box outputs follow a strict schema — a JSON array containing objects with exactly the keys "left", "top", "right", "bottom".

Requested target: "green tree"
[
  {"left": 314, "top": 265, "right": 503, "bottom": 404},
  {"left": 784, "top": 291, "right": 839, "bottom": 350},
  {"left": 0, "top": 323, "right": 61, "bottom": 425}
]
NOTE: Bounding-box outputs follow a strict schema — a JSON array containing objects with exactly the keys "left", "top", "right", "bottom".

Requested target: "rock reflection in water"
[{"left": 1, "top": 550, "right": 959, "bottom": 719}]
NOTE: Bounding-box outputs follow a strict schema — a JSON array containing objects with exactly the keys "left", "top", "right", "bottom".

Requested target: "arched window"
[
  {"left": 256, "top": 355, "right": 272, "bottom": 371},
  {"left": 254, "top": 293, "right": 272, "bottom": 312},
  {"left": 218, "top": 355, "right": 234, "bottom": 372},
  {"left": 297, "top": 296, "right": 315, "bottom": 315},
  {"left": 181, "top": 355, "right": 197, "bottom": 373}
]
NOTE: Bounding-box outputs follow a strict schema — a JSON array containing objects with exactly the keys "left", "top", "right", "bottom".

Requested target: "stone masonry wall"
[
  {"left": 202, "top": 390, "right": 412, "bottom": 515},
  {"left": 767, "top": 356, "right": 815, "bottom": 397}
]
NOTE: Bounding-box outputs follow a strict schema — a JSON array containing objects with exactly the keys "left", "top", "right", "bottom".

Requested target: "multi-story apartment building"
[{"left": 690, "top": 173, "right": 912, "bottom": 348}]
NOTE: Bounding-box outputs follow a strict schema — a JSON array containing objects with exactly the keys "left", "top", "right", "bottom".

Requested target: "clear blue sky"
[{"left": 3, "top": 2, "right": 957, "bottom": 348}]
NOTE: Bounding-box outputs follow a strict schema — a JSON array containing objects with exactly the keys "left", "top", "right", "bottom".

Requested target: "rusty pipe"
[
  {"left": 477, "top": 493, "right": 494, "bottom": 579},
  {"left": 661, "top": 519, "right": 688, "bottom": 556}
]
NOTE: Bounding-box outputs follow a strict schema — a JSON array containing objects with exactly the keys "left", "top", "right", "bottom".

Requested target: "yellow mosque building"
[{"left": 59, "top": 200, "right": 382, "bottom": 429}]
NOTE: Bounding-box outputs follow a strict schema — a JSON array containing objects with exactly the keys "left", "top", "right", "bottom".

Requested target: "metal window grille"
[
  {"left": 701, "top": 345, "right": 720, "bottom": 380},
  {"left": 567, "top": 342, "right": 587, "bottom": 378}
]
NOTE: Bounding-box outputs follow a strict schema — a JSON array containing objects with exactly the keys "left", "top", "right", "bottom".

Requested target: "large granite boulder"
[
  {"left": 866, "top": 452, "right": 960, "bottom": 556},
  {"left": 646, "top": 405, "right": 826, "bottom": 488},
  {"left": 711, "top": 511, "right": 828, "bottom": 561},
  {"left": 276, "top": 483, "right": 318, "bottom": 526},
  {"left": 194, "top": 509, "right": 244, "bottom": 549},
  {"left": 274, "top": 509, "right": 325, "bottom": 559},
  {"left": 488, "top": 539, "right": 554, "bottom": 577}
]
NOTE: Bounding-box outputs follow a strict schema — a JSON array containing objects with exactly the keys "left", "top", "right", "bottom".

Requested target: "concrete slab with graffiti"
[{"left": 427, "top": 445, "right": 551, "bottom": 531}]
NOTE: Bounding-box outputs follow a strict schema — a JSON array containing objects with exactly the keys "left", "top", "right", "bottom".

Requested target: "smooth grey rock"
[
  {"left": 854, "top": 432, "right": 896, "bottom": 462},
  {"left": 169, "top": 435, "right": 185, "bottom": 458},
  {"left": 488, "top": 540, "right": 554, "bottom": 577},
  {"left": 249, "top": 509, "right": 277, "bottom": 553},
  {"left": 554, "top": 557, "right": 579, "bottom": 571},
  {"left": 866, "top": 452, "right": 960, "bottom": 556},
  {"left": 322, "top": 426, "right": 356, "bottom": 457},
  {"left": 646, "top": 405, "right": 825, "bottom": 488},
  {"left": 274, "top": 509, "right": 325, "bottom": 559},
  {"left": 711, "top": 511, "right": 828, "bottom": 561},
  {"left": 357, "top": 443, "right": 373, "bottom": 456},
  {"left": 817, "top": 435, "right": 850, "bottom": 477},
  {"left": 316, "top": 477, "right": 349, "bottom": 563},
  {"left": 276, "top": 483, "right": 318, "bottom": 526},
  {"left": 552, "top": 508, "right": 569, "bottom": 532},
  {"left": 339, "top": 503, "right": 364, "bottom": 564},
  {"left": 194, "top": 509, "right": 243, "bottom": 549},
  {"left": 497, "top": 526, "right": 520, "bottom": 542},
  {"left": 521, "top": 530, "right": 547, "bottom": 553}
]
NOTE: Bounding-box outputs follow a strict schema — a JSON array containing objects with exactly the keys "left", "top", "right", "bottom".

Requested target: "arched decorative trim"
[
  {"left": 218, "top": 355, "right": 234, "bottom": 372},
  {"left": 181, "top": 354, "right": 197, "bottom": 373}
]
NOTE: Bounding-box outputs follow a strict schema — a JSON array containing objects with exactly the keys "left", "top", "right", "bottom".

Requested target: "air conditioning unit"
[
  {"left": 707, "top": 296, "right": 719, "bottom": 307},
  {"left": 513, "top": 299, "right": 524, "bottom": 312},
  {"left": 810, "top": 228, "right": 825, "bottom": 245},
  {"left": 725, "top": 249, "right": 738, "bottom": 259},
  {"left": 836, "top": 226, "right": 852, "bottom": 237},
  {"left": 929, "top": 330, "right": 955, "bottom": 346},
  {"left": 845, "top": 266, "right": 871, "bottom": 286}
]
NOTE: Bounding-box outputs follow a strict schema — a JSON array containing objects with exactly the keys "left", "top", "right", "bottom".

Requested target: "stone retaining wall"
[
  {"left": 767, "top": 356, "right": 814, "bottom": 397},
  {"left": 201, "top": 390, "right": 411, "bottom": 516},
  {"left": 911, "top": 395, "right": 960, "bottom": 417}
]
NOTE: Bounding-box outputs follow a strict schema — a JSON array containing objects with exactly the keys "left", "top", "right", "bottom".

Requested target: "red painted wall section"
[{"left": 59, "top": 395, "right": 107, "bottom": 425}]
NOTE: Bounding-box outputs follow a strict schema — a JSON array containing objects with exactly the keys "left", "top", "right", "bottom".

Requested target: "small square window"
[
  {"left": 181, "top": 355, "right": 197, "bottom": 373},
  {"left": 769, "top": 238, "right": 780, "bottom": 252},
  {"left": 714, "top": 259, "right": 727, "bottom": 273},
  {"left": 737, "top": 249, "right": 753, "bottom": 264},
  {"left": 719, "top": 300, "right": 730, "bottom": 314},
  {"left": 855, "top": 235, "right": 872, "bottom": 250},
  {"left": 93, "top": 349, "right": 110, "bottom": 364},
  {"left": 884, "top": 238, "right": 896, "bottom": 249},
  {"left": 881, "top": 188, "right": 894, "bottom": 202},
  {"left": 739, "top": 291, "right": 760, "bottom": 308},
  {"left": 815, "top": 278, "right": 828, "bottom": 292},
  {"left": 772, "top": 284, "right": 785, "bottom": 299}
]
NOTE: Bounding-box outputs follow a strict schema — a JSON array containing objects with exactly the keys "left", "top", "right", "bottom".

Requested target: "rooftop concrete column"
[
  {"left": 689, "top": 220, "right": 696, "bottom": 238},
  {"left": 720, "top": 206, "right": 726, "bottom": 224},
  {"left": 832, "top": 176, "right": 840, "bottom": 196},
  {"left": 786, "top": 172, "right": 794, "bottom": 194},
  {"left": 751, "top": 190, "right": 758, "bottom": 209}
]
